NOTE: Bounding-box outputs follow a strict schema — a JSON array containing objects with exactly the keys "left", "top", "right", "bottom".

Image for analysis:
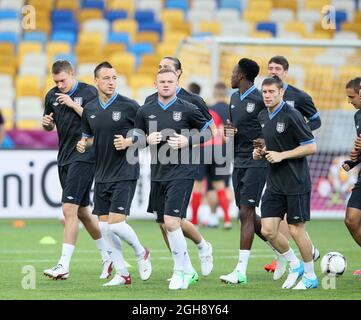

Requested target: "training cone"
[
  {"left": 12, "top": 220, "right": 25, "bottom": 228},
  {"left": 125, "top": 260, "right": 132, "bottom": 268},
  {"left": 39, "top": 236, "right": 57, "bottom": 245}
]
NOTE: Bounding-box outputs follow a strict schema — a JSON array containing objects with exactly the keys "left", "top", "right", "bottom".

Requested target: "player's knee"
[
  {"left": 344, "top": 214, "right": 358, "bottom": 231},
  {"left": 63, "top": 203, "right": 78, "bottom": 219},
  {"left": 288, "top": 224, "right": 304, "bottom": 238},
  {"left": 239, "top": 206, "right": 254, "bottom": 222},
  {"left": 261, "top": 226, "right": 276, "bottom": 240}
]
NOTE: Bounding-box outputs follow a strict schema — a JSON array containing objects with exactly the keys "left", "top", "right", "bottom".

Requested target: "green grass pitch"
[{"left": 0, "top": 219, "right": 360, "bottom": 300}]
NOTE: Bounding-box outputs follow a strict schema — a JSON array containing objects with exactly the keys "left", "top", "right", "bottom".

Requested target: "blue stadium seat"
[
  {"left": 134, "top": 10, "right": 155, "bottom": 23},
  {"left": 257, "top": 22, "right": 277, "bottom": 37},
  {"left": 138, "top": 22, "right": 163, "bottom": 38},
  {"left": 0, "top": 32, "right": 17, "bottom": 44},
  {"left": 128, "top": 43, "right": 154, "bottom": 65},
  {"left": 51, "top": 10, "right": 76, "bottom": 24},
  {"left": 219, "top": 0, "right": 242, "bottom": 11},
  {"left": 23, "top": 31, "right": 47, "bottom": 43},
  {"left": 52, "top": 22, "right": 79, "bottom": 34},
  {"left": 81, "top": 0, "right": 105, "bottom": 10},
  {"left": 335, "top": 10, "right": 348, "bottom": 31},
  {"left": 0, "top": 9, "right": 18, "bottom": 20},
  {"left": 108, "top": 32, "right": 130, "bottom": 46},
  {"left": 166, "top": 0, "right": 189, "bottom": 12},
  {"left": 104, "top": 10, "right": 128, "bottom": 23},
  {"left": 51, "top": 31, "right": 77, "bottom": 45}
]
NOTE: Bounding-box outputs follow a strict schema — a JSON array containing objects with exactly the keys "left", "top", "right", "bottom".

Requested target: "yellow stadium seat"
[
  {"left": 78, "top": 32, "right": 104, "bottom": 46},
  {"left": 164, "top": 21, "right": 191, "bottom": 35},
  {"left": 55, "top": 0, "right": 80, "bottom": 11},
  {"left": 107, "top": 0, "right": 135, "bottom": 13},
  {"left": 338, "top": 66, "right": 361, "bottom": 78},
  {"left": 28, "top": 0, "right": 53, "bottom": 12},
  {"left": 129, "top": 75, "right": 154, "bottom": 91},
  {"left": 77, "top": 9, "right": 103, "bottom": 23},
  {"left": 313, "top": 23, "right": 334, "bottom": 38},
  {"left": 109, "top": 53, "right": 136, "bottom": 79},
  {"left": 156, "top": 43, "right": 178, "bottom": 57},
  {"left": 0, "top": 65, "right": 16, "bottom": 77},
  {"left": 306, "top": 31, "right": 332, "bottom": 39},
  {"left": 162, "top": 31, "right": 187, "bottom": 44},
  {"left": 77, "top": 53, "right": 105, "bottom": 65},
  {"left": 243, "top": 9, "right": 270, "bottom": 23},
  {"left": 112, "top": 19, "right": 137, "bottom": 41},
  {"left": 135, "top": 31, "right": 159, "bottom": 47},
  {"left": 198, "top": 21, "right": 221, "bottom": 35},
  {"left": 45, "top": 76, "right": 56, "bottom": 92},
  {"left": 249, "top": 31, "right": 273, "bottom": 38},
  {"left": 283, "top": 21, "right": 307, "bottom": 37},
  {"left": 46, "top": 41, "right": 71, "bottom": 59},
  {"left": 272, "top": 0, "right": 298, "bottom": 12},
  {"left": 341, "top": 22, "right": 361, "bottom": 36},
  {"left": 16, "top": 76, "right": 42, "bottom": 98},
  {"left": 137, "top": 54, "right": 160, "bottom": 75},
  {"left": 0, "top": 43, "right": 15, "bottom": 55},
  {"left": 78, "top": 75, "right": 95, "bottom": 86},
  {"left": 18, "top": 42, "right": 42, "bottom": 56},
  {"left": 16, "top": 119, "right": 42, "bottom": 130},
  {"left": 102, "top": 43, "right": 126, "bottom": 60},
  {"left": 304, "top": 0, "right": 330, "bottom": 10},
  {"left": 354, "top": 11, "right": 361, "bottom": 23},
  {"left": 161, "top": 9, "right": 185, "bottom": 23},
  {"left": 34, "top": 19, "right": 51, "bottom": 35},
  {"left": 248, "top": 0, "right": 273, "bottom": 12},
  {"left": 75, "top": 43, "right": 102, "bottom": 57}
]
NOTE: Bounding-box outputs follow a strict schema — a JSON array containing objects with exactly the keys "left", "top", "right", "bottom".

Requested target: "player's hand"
[
  {"left": 354, "top": 134, "right": 361, "bottom": 150},
  {"left": 265, "top": 150, "right": 284, "bottom": 163},
  {"left": 76, "top": 137, "right": 88, "bottom": 153},
  {"left": 167, "top": 133, "right": 188, "bottom": 149},
  {"left": 342, "top": 161, "right": 351, "bottom": 172},
  {"left": 114, "top": 134, "right": 131, "bottom": 150},
  {"left": 42, "top": 112, "right": 54, "bottom": 127},
  {"left": 253, "top": 138, "right": 265, "bottom": 149},
  {"left": 55, "top": 93, "right": 76, "bottom": 108},
  {"left": 253, "top": 147, "right": 266, "bottom": 160},
  {"left": 224, "top": 119, "right": 237, "bottom": 137},
  {"left": 147, "top": 132, "right": 162, "bottom": 145},
  {"left": 350, "top": 148, "right": 360, "bottom": 162}
]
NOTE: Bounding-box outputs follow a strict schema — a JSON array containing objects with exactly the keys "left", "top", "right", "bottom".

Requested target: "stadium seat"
[
  {"left": 248, "top": 0, "right": 273, "bottom": 12},
  {"left": 129, "top": 75, "right": 154, "bottom": 91},
  {"left": 28, "top": 0, "right": 53, "bottom": 12},
  {"left": 18, "top": 42, "right": 42, "bottom": 56},
  {"left": 283, "top": 21, "right": 308, "bottom": 37},
  {"left": 134, "top": 10, "right": 155, "bottom": 24},
  {"left": 136, "top": 31, "right": 159, "bottom": 47},
  {"left": 304, "top": 0, "right": 330, "bottom": 10},
  {"left": 0, "top": 0, "right": 24, "bottom": 11},
  {"left": 297, "top": 9, "right": 321, "bottom": 24},
  {"left": 191, "top": 0, "right": 217, "bottom": 11},
  {"left": 81, "top": 0, "right": 105, "bottom": 10},
  {"left": 128, "top": 42, "right": 154, "bottom": 65},
  {"left": 0, "top": 42, "right": 14, "bottom": 55},
  {"left": 0, "top": 32, "right": 17, "bottom": 44},
  {"left": 15, "top": 75, "right": 42, "bottom": 98},
  {"left": 110, "top": 52, "right": 136, "bottom": 79},
  {"left": 161, "top": 9, "right": 185, "bottom": 23},
  {"left": 138, "top": 22, "right": 163, "bottom": 38},
  {"left": 107, "top": 0, "right": 135, "bottom": 13},
  {"left": 257, "top": 22, "right": 277, "bottom": 37},
  {"left": 16, "top": 96, "right": 43, "bottom": 122},
  {"left": 77, "top": 63, "right": 97, "bottom": 77},
  {"left": 82, "top": 19, "right": 110, "bottom": 35},
  {"left": 18, "top": 64, "right": 47, "bottom": 78},
  {"left": 46, "top": 41, "right": 71, "bottom": 59},
  {"left": 52, "top": 9, "right": 76, "bottom": 23},
  {"left": 78, "top": 31, "right": 105, "bottom": 46},
  {"left": 269, "top": 9, "right": 294, "bottom": 22},
  {"left": 112, "top": 19, "right": 137, "bottom": 41},
  {"left": 77, "top": 8, "right": 103, "bottom": 23},
  {"left": 53, "top": 53, "right": 77, "bottom": 66},
  {"left": 55, "top": 0, "right": 80, "bottom": 11},
  {"left": 104, "top": 10, "right": 128, "bottom": 23},
  {"left": 102, "top": 43, "right": 126, "bottom": 59},
  {"left": 107, "top": 32, "right": 130, "bottom": 46},
  {"left": 188, "top": 10, "right": 215, "bottom": 22},
  {"left": 0, "top": 19, "right": 22, "bottom": 36},
  {"left": 272, "top": 0, "right": 298, "bottom": 12},
  {"left": 243, "top": 10, "right": 270, "bottom": 23},
  {"left": 221, "top": 21, "right": 253, "bottom": 36},
  {"left": 0, "top": 9, "right": 18, "bottom": 20},
  {"left": 166, "top": 0, "right": 189, "bottom": 12},
  {"left": 214, "top": 9, "right": 240, "bottom": 22},
  {"left": 23, "top": 31, "right": 47, "bottom": 43},
  {"left": 51, "top": 31, "right": 77, "bottom": 45},
  {"left": 21, "top": 53, "right": 47, "bottom": 69},
  {"left": 164, "top": 21, "right": 191, "bottom": 35},
  {"left": 138, "top": 0, "right": 163, "bottom": 14},
  {"left": 197, "top": 21, "right": 221, "bottom": 36}
]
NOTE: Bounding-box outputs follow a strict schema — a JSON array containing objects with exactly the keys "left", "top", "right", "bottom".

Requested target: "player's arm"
[
  {"left": 0, "top": 114, "right": 4, "bottom": 145},
  {"left": 342, "top": 159, "right": 361, "bottom": 172},
  {"left": 301, "top": 93, "right": 321, "bottom": 131},
  {"left": 42, "top": 94, "right": 55, "bottom": 131},
  {"left": 77, "top": 108, "right": 94, "bottom": 153},
  {"left": 132, "top": 108, "right": 159, "bottom": 148},
  {"left": 194, "top": 96, "right": 216, "bottom": 136}
]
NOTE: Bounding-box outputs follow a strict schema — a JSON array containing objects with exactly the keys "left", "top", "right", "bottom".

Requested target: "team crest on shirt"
[
  {"left": 112, "top": 111, "right": 121, "bottom": 121},
  {"left": 73, "top": 97, "right": 83, "bottom": 106},
  {"left": 276, "top": 122, "right": 285, "bottom": 133},
  {"left": 246, "top": 102, "right": 255, "bottom": 113},
  {"left": 173, "top": 111, "right": 182, "bottom": 121},
  {"left": 286, "top": 100, "right": 295, "bottom": 107}
]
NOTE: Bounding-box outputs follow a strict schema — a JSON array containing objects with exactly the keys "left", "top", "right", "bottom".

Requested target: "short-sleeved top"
[
  {"left": 354, "top": 109, "right": 361, "bottom": 182},
  {"left": 82, "top": 93, "right": 140, "bottom": 183},
  {"left": 144, "top": 87, "right": 213, "bottom": 124},
  {"left": 210, "top": 101, "right": 229, "bottom": 125},
  {"left": 0, "top": 110, "right": 4, "bottom": 125},
  {"left": 258, "top": 101, "right": 315, "bottom": 195},
  {"left": 229, "top": 85, "right": 268, "bottom": 168},
  {"left": 283, "top": 83, "right": 320, "bottom": 124},
  {"left": 44, "top": 81, "right": 97, "bottom": 166},
  {"left": 135, "top": 97, "right": 211, "bottom": 181}
]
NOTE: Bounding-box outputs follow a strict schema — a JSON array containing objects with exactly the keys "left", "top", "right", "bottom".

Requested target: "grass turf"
[{"left": 0, "top": 219, "right": 360, "bottom": 300}]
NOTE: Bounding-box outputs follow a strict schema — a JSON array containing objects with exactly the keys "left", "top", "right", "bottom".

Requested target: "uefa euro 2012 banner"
[{"left": 0, "top": 149, "right": 353, "bottom": 219}]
